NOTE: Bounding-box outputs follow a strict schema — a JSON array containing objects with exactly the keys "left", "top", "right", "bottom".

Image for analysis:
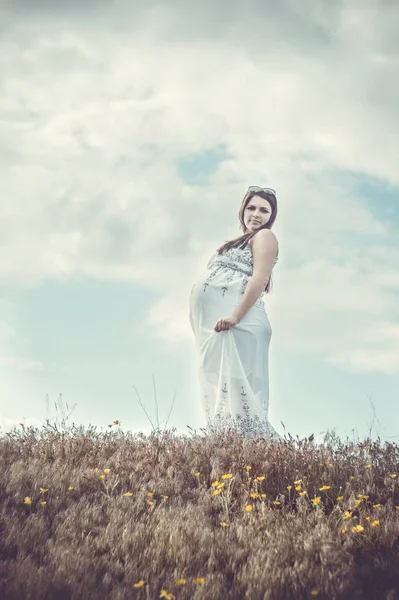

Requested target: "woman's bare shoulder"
[{"left": 248, "top": 230, "right": 278, "bottom": 248}]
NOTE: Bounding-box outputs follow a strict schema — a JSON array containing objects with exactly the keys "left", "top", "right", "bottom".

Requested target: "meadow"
[{"left": 1, "top": 400, "right": 399, "bottom": 600}]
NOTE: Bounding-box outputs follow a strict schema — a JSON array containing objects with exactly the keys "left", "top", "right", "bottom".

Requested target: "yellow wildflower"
[
  {"left": 147, "top": 492, "right": 154, "bottom": 497},
  {"left": 294, "top": 479, "right": 302, "bottom": 485},
  {"left": 250, "top": 493, "right": 259, "bottom": 499},
  {"left": 41, "top": 501, "right": 47, "bottom": 506},
  {"left": 103, "top": 468, "right": 111, "bottom": 474},
  {"left": 99, "top": 474, "right": 106, "bottom": 480},
  {"left": 123, "top": 492, "right": 133, "bottom": 497},
  {"left": 311, "top": 497, "right": 321, "bottom": 505},
  {"left": 193, "top": 578, "right": 204, "bottom": 585},
  {"left": 366, "top": 464, "right": 372, "bottom": 469},
  {"left": 246, "top": 505, "right": 253, "bottom": 511},
  {"left": 256, "top": 476, "right": 265, "bottom": 481},
  {"left": 220, "top": 522, "right": 230, "bottom": 527},
  {"left": 194, "top": 472, "right": 200, "bottom": 477},
  {"left": 67, "top": 486, "right": 74, "bottom": 491},
  {"left": 390, "top": 474, "right": 397, "bottom": 479},
  {"left": 221, "top": 474, "right": 232, "bottom": 479},
  {"left": 336, "top": 496, "right": 344, "bottom": 501},
  {"left": 40, "top": 488, "right": 49, "bottom": 494},
  {"left": 371, "top": 520, "right": 380, "bottom": 527},
  {"left": 319, "top": 485, "right": 330, "bottom": 491},
  {"left": 24, "top": 497, "right": 32, "bottom": 505},
  {"left": 352, "top": 525, "right": 364, "bottom": 533},
  {"left": 176, "top": 579, "right": 186, "bottom": 585},
  {"left": 133, "top": 579, "right": 145, "bottom": 589}
]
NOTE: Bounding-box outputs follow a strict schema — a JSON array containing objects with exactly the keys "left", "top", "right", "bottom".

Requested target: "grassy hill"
[{"left": 1, "top": 420, "right": 398, "bottom": 600}]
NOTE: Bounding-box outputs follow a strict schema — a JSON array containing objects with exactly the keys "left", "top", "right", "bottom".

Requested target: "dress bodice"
[{"left": 207, "top": 242, "right": 279, "bottom": 276}]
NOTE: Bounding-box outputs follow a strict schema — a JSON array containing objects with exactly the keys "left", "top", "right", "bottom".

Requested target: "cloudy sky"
[{"left": 1, "top": 0, "right": 398, "bottom": 444}]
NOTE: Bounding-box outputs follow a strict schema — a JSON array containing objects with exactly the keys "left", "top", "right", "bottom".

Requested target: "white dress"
[{"left": 189, "top": 240, "right": 282, "bottom": 442}]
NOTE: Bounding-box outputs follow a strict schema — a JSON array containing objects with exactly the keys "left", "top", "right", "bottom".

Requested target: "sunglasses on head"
[{"left": 248, "top": 185, "right": 276, "bottom": 197}]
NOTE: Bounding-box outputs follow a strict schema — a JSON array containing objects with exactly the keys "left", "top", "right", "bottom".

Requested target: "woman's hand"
[{"left": 214, "top": 315, "right": 239, "bottom": 332}]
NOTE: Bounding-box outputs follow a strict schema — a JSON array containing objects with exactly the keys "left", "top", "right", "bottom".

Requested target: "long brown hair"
[{"left": 216, "top": 189, "right": 278, "bottom": 294}]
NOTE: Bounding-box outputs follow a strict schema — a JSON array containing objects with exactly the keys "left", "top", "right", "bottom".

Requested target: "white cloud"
[
  {"left": 0, "top": 357, "right": 44, "bottom": 371},
  {"left": 0, "top": 0, "right": 398, "bottom": 374}
]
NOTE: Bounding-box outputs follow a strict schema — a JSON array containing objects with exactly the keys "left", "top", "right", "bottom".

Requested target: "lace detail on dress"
[
  {"left": 203, "top": 381, "right": 282, "bottom": 441},
  {"left": 207, "top": 242, "right": 278, "bottom": 272},
  {"left": 204, "top": 242, "right": 278, "bottom": 301},
  {"left": 206, "top": 243, "right": 253, "bottom": 272}
]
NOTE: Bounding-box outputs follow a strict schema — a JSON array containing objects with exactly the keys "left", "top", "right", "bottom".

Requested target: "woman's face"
[{"left": 243, "top": 194, "right": 272, "bottom": 233}]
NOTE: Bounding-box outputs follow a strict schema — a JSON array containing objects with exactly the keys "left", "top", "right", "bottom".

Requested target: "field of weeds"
[{"left": 1, "top": 418, "right": 399, "bottom": 600}]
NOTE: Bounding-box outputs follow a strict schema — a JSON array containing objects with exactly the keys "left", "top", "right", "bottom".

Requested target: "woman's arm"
[
  {"left": 231, "top": 229, "right": 278, "bottom": 322},
  {"left": 231, "top": 277, "right": 266, "bottom": 322}
]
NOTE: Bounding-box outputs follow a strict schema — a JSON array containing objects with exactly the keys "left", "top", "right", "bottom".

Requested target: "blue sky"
[{"left": 1, "top": 0, "right": 399, "bottom": 445}]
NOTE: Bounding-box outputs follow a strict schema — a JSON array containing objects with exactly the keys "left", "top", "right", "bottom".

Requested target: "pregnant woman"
[{"left": 189, "top": 185, "right": 282, "bottom": 442}]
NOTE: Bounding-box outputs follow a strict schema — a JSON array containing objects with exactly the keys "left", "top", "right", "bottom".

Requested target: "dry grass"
[{"left": 1, "top": 397, "right": 399, "bottom": 600}]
